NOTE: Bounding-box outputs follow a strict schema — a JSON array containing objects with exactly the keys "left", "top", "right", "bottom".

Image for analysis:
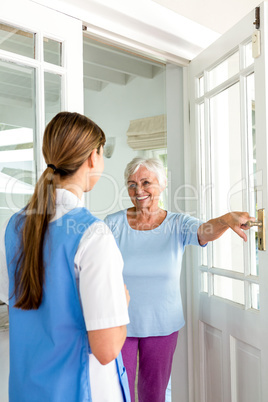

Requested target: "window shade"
[{"left": 127, "top": 114, "right": 167, "bottom": 150}]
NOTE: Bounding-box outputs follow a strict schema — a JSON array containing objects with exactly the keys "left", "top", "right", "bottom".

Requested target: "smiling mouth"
[{"left": 136, "top": 195, "right": 149, "bottom": 201}]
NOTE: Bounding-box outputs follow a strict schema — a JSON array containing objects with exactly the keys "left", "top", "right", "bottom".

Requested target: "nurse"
[{"left": 0, "top": 112, "right": 130, "bottom": 402}]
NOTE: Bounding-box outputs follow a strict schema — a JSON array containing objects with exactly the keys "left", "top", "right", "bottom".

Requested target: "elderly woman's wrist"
[{"left": 218, "top": 213, "right": 231, "bottom": 228}]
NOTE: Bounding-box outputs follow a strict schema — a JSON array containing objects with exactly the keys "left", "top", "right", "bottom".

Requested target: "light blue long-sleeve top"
[{"left": 105, "top": 209, "right": 204, "bottom": 338}]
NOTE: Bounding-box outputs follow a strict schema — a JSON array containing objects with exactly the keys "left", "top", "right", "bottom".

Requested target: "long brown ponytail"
[{"left": 14, "top": 112, "right": 105, "bottom": 310}]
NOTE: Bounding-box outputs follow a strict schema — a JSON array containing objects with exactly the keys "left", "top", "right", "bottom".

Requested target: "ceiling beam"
[
  {"left": 84, "top": 76, "right": 107, "bottom": 92},
  {"left": 84, "top": 62, "right": 127, "bottom": 85},
  {"left": 83, "top": 42, "right": 154, "bottom": 78}
]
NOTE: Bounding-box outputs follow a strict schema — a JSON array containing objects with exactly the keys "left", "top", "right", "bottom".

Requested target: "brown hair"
[{"left": 14, "top": 112, "right": 106, "bottom": 310}]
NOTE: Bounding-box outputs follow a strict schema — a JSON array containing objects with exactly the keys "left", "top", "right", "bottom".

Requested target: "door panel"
[
  {"left": 230, "top": 336, "right": 261, "bottom": 402},
  {"left": 200, "top": 323, "right": 224, "bottom": 402}
]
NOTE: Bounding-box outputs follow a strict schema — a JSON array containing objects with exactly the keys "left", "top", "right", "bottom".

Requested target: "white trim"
[
  {"left": 30, "top": 0, "right": 220, "bottom": 65},
  {"left": 183, "top": 66, "right": 195, "bottom": 402},
  {"left": 83, "top": 26, "right": 190, "bottom": 67},
  {"left": 0, "top": 50, "right": 40, "bottom": 68}
]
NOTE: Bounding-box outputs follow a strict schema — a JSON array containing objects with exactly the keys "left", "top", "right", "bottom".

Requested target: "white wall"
[{"left": 84, "top": 68, "right": 167, "bottom": 219}]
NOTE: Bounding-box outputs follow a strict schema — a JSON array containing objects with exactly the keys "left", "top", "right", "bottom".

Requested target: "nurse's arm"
[
  {"left": 197, "top": 211, "right": 254, "bottom": 246},
  {"left": 88, "top": 325, "right": 127, "bottom": 365}
]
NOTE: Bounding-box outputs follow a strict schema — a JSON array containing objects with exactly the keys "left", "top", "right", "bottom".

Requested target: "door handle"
[
  {"left": 246, "top": 221, "right": 263, "bottom": 227},
  {"left": 246, "top": 208, "right": 266, "bottom": 251}
]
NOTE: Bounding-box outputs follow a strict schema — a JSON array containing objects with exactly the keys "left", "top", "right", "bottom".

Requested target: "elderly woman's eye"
[
  {"left": 143, "top": 181, "right": 150, "bottom": 186},
  {"left": 128, "top": 183, "right": 136, "bottom": 189}
]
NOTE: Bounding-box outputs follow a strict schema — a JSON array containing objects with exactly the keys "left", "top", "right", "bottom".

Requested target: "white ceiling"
[{"left": 153, "top": 0, "right": 262, "bottom": 34}]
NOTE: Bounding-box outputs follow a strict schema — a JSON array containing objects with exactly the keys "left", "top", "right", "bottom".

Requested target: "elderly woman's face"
[{"left": 127, "top": 166, "right": 162, "bottom": 210}]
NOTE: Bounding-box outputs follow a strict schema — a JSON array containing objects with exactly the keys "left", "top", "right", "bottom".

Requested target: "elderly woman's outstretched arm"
[{"left": 197, "top": 212, "right": 255, "bottom": 246}]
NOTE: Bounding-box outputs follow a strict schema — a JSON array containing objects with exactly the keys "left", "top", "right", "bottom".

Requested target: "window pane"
[
  {"left": 246, "top": 73, "right": 258, "bottom": 276},
  {"left": 244, "top": 42, "right": 254, "bottom": 68},
  {"left": 44, "top": 72, "right": 62, "bottom": 126},
  {"left": 199, "top": 102, "right": 208, "bottom": 266},
  {"left": 251, "top": 283, "right": 259, "bottom": 310},
  {"left": 208, "top": 52, "right": 239, "bottom": 90},
  {"left": 0, "top": 23, "right": 35, "bottom": 59},
  {"left": 0, "top": 60, "right": 36, "bottom": 229},
  {"left": 199, "top": 103, "right": 206, "bottom": 220},
  {"left": 199, "top": 75, "right": 204, "bottom": 97},
  {"left": 201, "top": 272, "right": 208, "bottom": 293},
  {"left": 210, "top": 82, "right": 244, "bottom": 273},
  {"left": 44, "top": 38, "right": 62, "bottom": 66},
  {"left": 214, "top": 275, "right": 244, "bottom": 305}
]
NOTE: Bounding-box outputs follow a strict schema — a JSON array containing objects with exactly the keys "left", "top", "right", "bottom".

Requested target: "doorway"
[{"left": 82, "top": 35, "right": 170, "bottom": 401}]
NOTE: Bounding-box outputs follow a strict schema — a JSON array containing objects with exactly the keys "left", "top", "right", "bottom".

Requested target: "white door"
[
  {"left": 0, "top": 1, "right": 84, "bottom": 401},
  {"left": 186, "top": 2, "right": 268, "bottom": 401}
]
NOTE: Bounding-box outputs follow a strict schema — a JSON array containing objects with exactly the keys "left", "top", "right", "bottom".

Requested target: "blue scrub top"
[
  {"left": 105, "top": 210, "right": 203, "bottom": 337},
  {"left": 6, "top": 208, "right": 130, "bottom": 402}
]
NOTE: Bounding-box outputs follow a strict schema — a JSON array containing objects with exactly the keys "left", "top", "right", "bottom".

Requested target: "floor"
[
  {"left": 0, "top": 329, "right": 9, "bottom": 402},
  {"left": 0, "top": 303, "right": 9, "bottom": 331}
]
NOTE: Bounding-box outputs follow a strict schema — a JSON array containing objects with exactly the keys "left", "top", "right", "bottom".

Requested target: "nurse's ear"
[{"left": 88, "top": 149, "right": 98, "bottom": 169}]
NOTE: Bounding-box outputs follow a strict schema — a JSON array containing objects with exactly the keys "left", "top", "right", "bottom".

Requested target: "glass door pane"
[
  {"left": 246, "top": 73, "right": 260, "bottom": 309},
  {"left": 44, "top": 38, "right": 62, "bottom": 66},
  {"left": 44, "top": 72, "right": 62, "bottom": 126},
  {"left": 247, "top": 73, "right": 258, "bottom": 276},
  {"left": 208, "top": 52, "right": 239, "bottom": 90},
  {"left": 196, "top": 40, "right": 258, "bottom": 307},
  {"left": 0, "top": 23, "right": 35, "bottom": 58},
  {"left": 210, "top": 82, "right": 244, "bottom": 273},
  {"left": 213, "top": 275, "right": 244, "bottom": 305},
  {"left": 0, "top": 60, "right": 35, "bottom": 228}
]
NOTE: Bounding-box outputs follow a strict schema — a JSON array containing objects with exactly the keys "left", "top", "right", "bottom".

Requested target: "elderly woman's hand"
[
  {"left": 198, "top": 211, "right": 255, "bottom": 245},
  {"left": 220, "top": 212, "right": 255, "bottom": 241}
]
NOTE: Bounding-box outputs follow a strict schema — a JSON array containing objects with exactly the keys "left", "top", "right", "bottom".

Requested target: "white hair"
[{"left": 124, "top": 157, "right": 167, "bottom": 189}]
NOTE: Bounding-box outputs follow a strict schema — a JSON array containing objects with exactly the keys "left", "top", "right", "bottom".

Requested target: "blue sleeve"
[
  {"left": 178, "top": 214, "right": 204, "bottom": 247},
  {"left": 104, "top": 215, "right": 116, "bottom": 233},
  {"left": 103, "top": 215, "right": 110, "bottom": 227}
]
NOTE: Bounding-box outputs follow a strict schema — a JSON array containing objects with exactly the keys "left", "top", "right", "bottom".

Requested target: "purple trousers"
[{"left": 121, "top": 331, "right": 179, "bottom": 402}]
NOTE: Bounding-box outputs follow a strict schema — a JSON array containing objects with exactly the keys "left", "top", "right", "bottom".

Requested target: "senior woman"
[{"left": 104, "top": 157, "right": 253, "bottom": 402}]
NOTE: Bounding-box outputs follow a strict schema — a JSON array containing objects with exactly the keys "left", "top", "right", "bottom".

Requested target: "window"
[
  {"left": 0, "top": 23, "right": 64, "bottom": 230},
  {"left": 198, "top": 41, "right": 259, "bottom": 310}
]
